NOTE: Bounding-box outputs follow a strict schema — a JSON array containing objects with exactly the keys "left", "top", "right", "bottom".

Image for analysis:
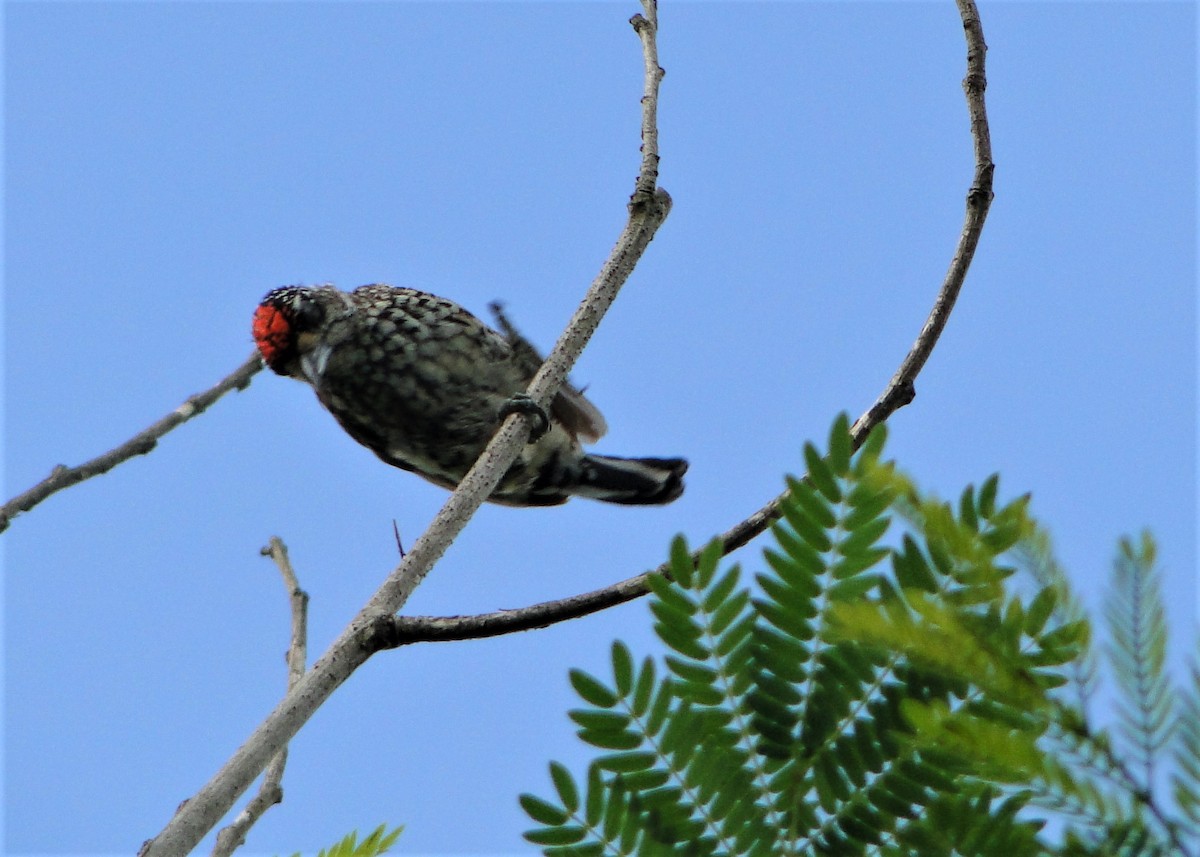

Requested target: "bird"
[{"left": 251, "top": 284, "right": 687, "bottom": 506}]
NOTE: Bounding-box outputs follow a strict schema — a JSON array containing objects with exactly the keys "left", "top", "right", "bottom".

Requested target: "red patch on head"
[{"left": 252, "top": 303, "right": 292, "bottom": 368}]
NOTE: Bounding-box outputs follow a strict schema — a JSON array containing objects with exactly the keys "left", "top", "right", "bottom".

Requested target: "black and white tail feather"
[{"left": 575, "top": 455, "right": 688, "bottom": 506}]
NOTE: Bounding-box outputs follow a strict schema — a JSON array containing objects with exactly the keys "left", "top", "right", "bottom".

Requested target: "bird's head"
[{"left": 252, "top": 286, "right": 330, "bottom": 377}]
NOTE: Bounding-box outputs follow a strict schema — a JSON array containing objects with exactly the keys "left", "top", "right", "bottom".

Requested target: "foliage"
[
  {"left": 283, "top": 824, "right": 402, "bottom": 857},
  {"left": 521, "top": 414, "right": 1199, "bottom": 856}
]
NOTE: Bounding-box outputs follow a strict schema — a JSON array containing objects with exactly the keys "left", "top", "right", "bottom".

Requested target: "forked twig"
[{"left": 210, "top": 538, "right": 309, "bottom": 857}]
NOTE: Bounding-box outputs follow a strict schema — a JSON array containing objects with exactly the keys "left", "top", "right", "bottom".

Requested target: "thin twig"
[
  {"left": 139, "top": 6, "right": 669, "bottom": 854},
  {"left": 630, "top": 3, "right": 665, "bottom": 201},
  {"left": 392, "top": 521, "right": 406, "bottom": 558},
  {"left": 0, "top": 353, "right": 263, "bottom": 534},
  {"left": 210, "top": 538, "right": 309, "bottom": 857},
  {"left": 383, "top": 501, "right": 778, "bottom": 646},
  {"left": 852, "top": 0, "right": 993, "bottom": 436},
  {"left": 369, "top": 0, "right": 995, "bottom": 650},
  {"left": 270, "top": 539, "right": 310, "bottom": 691}
]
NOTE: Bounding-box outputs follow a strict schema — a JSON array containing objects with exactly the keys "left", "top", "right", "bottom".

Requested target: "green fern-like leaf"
[
  {"left": 522, "top": 415, "right": 1195, "bottom": 857},
  {"left": 886, "top": 784, "right": 1045, "bottom": 857},
  {"left": 1173, "top": 654, "right": 1200, "bottom": 836},
  {"left": 1106, "top": 531, "right": 1174, "bottom": 794},
  {"left": 285, "top": 824, "right": 402, "bottom": 857}
]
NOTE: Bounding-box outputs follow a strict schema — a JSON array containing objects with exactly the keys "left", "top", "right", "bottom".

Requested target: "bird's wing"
[
  {"left": 552, "top": 382, "right": 608, "bottom": 444},
  {"left": 489, "top": 301, "right": 608, "bottom": 444}
]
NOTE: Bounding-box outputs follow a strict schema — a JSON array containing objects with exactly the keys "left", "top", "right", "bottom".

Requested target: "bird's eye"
[{"left": 294, "top": 297, "right": 325, "bottom": 330}]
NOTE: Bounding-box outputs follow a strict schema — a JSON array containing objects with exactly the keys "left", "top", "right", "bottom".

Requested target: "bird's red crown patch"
[{"left": 252, "top": 303, "right": 292, "bottom": 368}]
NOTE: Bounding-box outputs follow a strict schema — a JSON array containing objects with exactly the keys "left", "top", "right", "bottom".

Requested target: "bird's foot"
[{"left": 498, "top": 394, "right": 550, "bottom": 442}]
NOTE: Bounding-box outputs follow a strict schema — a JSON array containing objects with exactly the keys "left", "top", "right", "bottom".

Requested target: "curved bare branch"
[{"left": 372, "top": 0, "right": 995, "bottom": 651}]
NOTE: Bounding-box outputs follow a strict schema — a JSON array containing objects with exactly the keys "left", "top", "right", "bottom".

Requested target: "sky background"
[{"left": 4, "top": 2, "right": 1196, "bottom": 855}]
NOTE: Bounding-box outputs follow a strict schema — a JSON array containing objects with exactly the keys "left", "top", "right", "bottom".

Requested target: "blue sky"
[{"left": 4, "top": 2, "right": 1196, "bottom": 855}]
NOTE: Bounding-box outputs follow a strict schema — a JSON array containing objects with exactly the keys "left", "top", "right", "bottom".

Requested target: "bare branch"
[
  {"left": 140, "top": 7, "right": 670, "bottom": 854},
  {"left": 381, "top": 497, "right": 780, "bottom": 645},
  {"left": 210, "top": 538, "right": 309, "bottom": 857},
  {"left": 630, "top": 1, "right": 665, "bottom": 201},
  {"left": 1, "top": 352, "right": 263, "bottom": 535},
  {"left": 269, "top": 539, "right": 310, "bottom": 691},
  {"left": 851, "top": 0, "right": 994, "bottom": 437},
  {"left": 364, "top": 0, "right": 997, "bottom": 651}
]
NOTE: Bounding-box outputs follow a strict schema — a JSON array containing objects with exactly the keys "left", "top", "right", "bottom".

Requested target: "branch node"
[
  {"left": 357, "top": 612, "right": 400, "bottom": 655},
  {"left": 133, "top": 437, "right": 158, "bottom": 456},
  {"left": 968, "top": 162, "right": 996, "bottom": 206},
  {"left": 630, "top": 185, "right": 672, "bottom": 217},
  {"left": 235, "top": 359, "right": 262, "bottom": 391}
]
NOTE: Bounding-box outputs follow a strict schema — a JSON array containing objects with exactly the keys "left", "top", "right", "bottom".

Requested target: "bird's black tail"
[{"left": 573, "top": 455, "right": 688, "bottom": 505}]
